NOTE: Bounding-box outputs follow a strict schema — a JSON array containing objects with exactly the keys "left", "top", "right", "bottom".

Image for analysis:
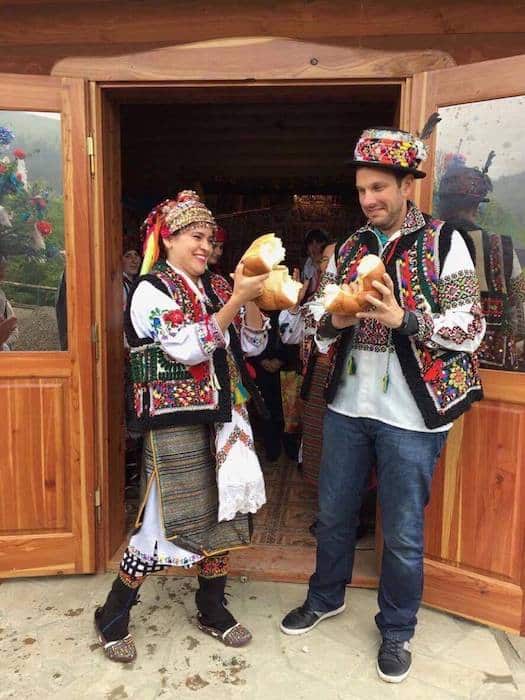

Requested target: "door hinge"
[
  {"left": 91, "top": 321, "right": 100, "bottom": 361},
  {"left": 94, "top": 487, "right": 102, "bottom": 526},
  {"left": 86, "top": 135, "right": 95, "bottom": 177}
]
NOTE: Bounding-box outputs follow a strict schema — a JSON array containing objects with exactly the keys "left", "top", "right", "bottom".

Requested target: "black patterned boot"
[
  {"left": 195, "top": 574, "right": 252, "bottom": 647},
  {"left": 94, "top": 575, "right": 142, "bottom": 662}
]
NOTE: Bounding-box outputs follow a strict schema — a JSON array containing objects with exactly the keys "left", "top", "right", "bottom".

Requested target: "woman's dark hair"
[{"left": 304, "top": 228, "right": 329, "bottom": 248}]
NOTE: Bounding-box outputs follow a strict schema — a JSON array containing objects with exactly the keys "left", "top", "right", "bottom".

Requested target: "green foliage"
[
  {"left": 478, "top": 200, "right": 525, "bottom": 248},
  {"left": 4, "top": 194, "right": 65, "bottom": 306}
]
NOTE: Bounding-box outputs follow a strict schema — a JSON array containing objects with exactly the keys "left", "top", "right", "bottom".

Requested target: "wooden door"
[
  {"left": 0, "top": 74, "right": 96, "bottom": 577},
  {"left": 410, "top": 55, "right": 525, "bottom": 633}
]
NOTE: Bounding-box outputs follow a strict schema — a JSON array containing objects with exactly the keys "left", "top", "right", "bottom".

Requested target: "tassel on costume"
[
  {"left": 234, "top": 381, "right": 250, "bottom": 405},
  {"left": 140, "top": 217, "right": 161, "bottom": 275}
]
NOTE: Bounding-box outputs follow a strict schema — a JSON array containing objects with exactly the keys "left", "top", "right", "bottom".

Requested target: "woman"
[
  {"left": 302, "top": 228, "right": 329, "bottom": 301},
  {"left": 95, "top": 191, "right": 269, "bottom": 662},
  {"left": 207, "top": 224, "right": 227, "bottom": 274}
]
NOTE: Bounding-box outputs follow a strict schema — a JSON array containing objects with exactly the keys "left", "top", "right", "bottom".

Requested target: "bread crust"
[{"left": 323, "top": 255, "right": 385, "bottom": 316}]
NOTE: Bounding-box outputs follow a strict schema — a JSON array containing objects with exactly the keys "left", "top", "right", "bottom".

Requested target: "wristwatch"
[{"left": 395, "top": 309, "right": 418, "bottom": 336}]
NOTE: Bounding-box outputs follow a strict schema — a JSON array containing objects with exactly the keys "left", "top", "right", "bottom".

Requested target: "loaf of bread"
[
  {"left": 322, "top": 254, "right": 386, "bottom": 315},
  {"left": 241, "top": 233, "right": 286, "bottom": 276},
  {"left": 256, "top": 265, "right": 303, "bottom": 311}
]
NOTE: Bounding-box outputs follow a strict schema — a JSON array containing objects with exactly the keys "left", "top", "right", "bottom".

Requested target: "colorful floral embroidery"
[
  {"left": 354, "top": 132, "right": 427, "bottom": 171},
  {"left": 215, "top": 425, "right": 255, "bottom": 468},
  {"left": 419, "top": 351, "right": 481, "bottom": 413},
  {"left": 489, "top": 234, "right": 505, "bottom": 294},
  {"left": 439, "top": 270, "right": 481, "bottom": 311},
  {"left": 197, "top": 554, "right": 228, "bottom": 579},
  {"left": 413, "top": 309, "right": 435, "bottom": 343},
  {"left": 196, "top": 315, "right": 225, "bottom": 356},
  {"left": 331, "top": 205, "right": 483, "bottom": 424},
  {"left": 510, "top": 273, "right": 525, "bottom": 302},
  {"left": 354, "top": 318, "right": 390, "bottom": 352},
  {"left": 150, "top": 378, "right": 214, "bottom": 413},
  {"left": 436, "top": 303, "right": 484, "bottom": 345}
]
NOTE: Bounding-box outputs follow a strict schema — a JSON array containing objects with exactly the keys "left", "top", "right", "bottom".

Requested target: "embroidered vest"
[
  {"left": 460, "top": 223, "right": 521, "bottom": 370},
  {"left": 325, "top": 212, "right": 484, "bottom": 429},
  {"left": 124, "top": 264, "right": 268, "bottom": 431}
]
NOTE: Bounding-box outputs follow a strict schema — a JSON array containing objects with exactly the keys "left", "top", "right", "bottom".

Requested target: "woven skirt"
[
  {"left": 136, "top": 423, "right": 251, "bottom": 557},
  {"left": 302, "top": 354, "right": 330, "bottom": 487}
]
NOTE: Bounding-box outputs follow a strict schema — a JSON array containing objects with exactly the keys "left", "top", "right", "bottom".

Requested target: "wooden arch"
[{"left": 51, "top": 37, "right": 455, "bottom": 81}]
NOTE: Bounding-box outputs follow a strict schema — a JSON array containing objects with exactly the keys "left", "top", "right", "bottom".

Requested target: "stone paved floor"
[{"left": 1, "top": 574, "right": 524, "bottom": 699}]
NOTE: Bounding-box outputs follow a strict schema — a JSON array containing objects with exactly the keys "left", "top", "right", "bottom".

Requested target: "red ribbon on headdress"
[{"left": 214, "top": 226, "right": 227, "bottom": 243}]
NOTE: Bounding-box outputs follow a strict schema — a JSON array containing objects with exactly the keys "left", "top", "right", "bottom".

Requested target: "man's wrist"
[
  {"left": 394, "top": 309, "right": 419, "bottom": 336},
  {"left": 319, "top": 314, "right": 344, "bottom": 338}
]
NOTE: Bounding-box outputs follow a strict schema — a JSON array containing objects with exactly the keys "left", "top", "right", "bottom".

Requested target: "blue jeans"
[{"left": 306, "top": 409, "right": 448, "bottom": 642}]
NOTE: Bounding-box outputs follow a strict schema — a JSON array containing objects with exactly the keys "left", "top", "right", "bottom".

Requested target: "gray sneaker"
[
  {"left": 280, "top": 602, "right": 345, "bottom": 635},
  {"left": 376, "top": 639, "right": 412, "bottom": 683}
]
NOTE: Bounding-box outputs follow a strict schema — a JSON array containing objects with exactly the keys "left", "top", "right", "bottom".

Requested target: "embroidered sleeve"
[
  {"left": 240, "top": 309, "right": 270, "bottom": 357},
  {"left": 130, "top": 280, "right": 226, "bottom": 365},
  {"left": 280, "top": 252, "right": 339, "bottom": 347},
  {"left": 421, "top": 232, "right": 486, "bottom": 353},
  {"left": 314, "top": 250, "right": 354, "bottom": 353}
]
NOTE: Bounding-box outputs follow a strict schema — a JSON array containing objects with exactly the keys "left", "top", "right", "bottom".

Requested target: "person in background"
[
  {"left": 122, "top": 243, "right": 142, "bottom": 314},
  {"left": 302, "top": 228, "right": 329, "bottom": 300},
  {"left": 122, "top": 239, "right": 143, "bottom": 495},
  {"left": 208, "top": 225, "right": 228, "bottom": 275},
  {"left": 0, "top": 256, "right": 18, "bottom": 351},
  {"left": 251, "top": 310, "right": 287, "bottom": 462},
  {"left": 438, "top": 152, "right": 525, "bottom": 370}
]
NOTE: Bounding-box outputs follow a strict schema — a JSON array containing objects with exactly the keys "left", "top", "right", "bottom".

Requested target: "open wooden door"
[
  {"left": 410, "top": 55, "right": 525, "bottom": 633},
  {"left": 0, "top": 74, "right": 96, "bottom": 577}
]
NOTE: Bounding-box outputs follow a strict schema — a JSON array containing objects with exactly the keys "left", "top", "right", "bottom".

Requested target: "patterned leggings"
[{"left": 118, "top": 545, "right": 229, "bottom": 589}]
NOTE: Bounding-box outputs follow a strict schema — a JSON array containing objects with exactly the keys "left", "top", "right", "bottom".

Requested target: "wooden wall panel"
[
  {"left": 460, "top": 402, "right": 524, "bottom": 582},
  {"left": 424, "top": 559, "right": 523, "bottom": 633},
  {"left": 0, "top": 378, "right": 70, "bottom": 533},
  {"left": 425, "top": 402, "right": 525, "bottom": 584},
  {"left": 0, "top": 74, "right": 95, "bottom": 578}
]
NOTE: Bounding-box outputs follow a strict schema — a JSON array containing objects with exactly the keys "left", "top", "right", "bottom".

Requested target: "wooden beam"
[
  {"left": 1, "top": 1, "right": 525, "bottom": 47},
  {"left": 50, "top": 39, "right": 453, "bottom": 80},
  {"left": 1, "top": 34, "right": 524, "bottom": 76}
]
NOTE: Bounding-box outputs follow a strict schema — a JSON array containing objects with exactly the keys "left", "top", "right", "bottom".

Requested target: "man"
[
  {"left": 438, "top": 153, "right": 525, "bottom": 370},
  {"left": 280, "top": 126, "right": 486, "bottom": 683}
]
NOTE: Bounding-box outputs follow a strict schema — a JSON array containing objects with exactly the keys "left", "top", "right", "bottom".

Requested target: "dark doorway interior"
[{"left": 114, "top": 83, "right": 400, "bottom": 583}]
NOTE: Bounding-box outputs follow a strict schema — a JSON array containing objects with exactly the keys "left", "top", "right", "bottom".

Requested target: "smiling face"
[
  {"left": 162, "top": 222, "right": 215, "bottom": 281},
  {"left": 122, "top": 249, "right": 141, "bottom": 277},
  {"left": 355, "top": 167, "right": 414, "bottom": 236}
]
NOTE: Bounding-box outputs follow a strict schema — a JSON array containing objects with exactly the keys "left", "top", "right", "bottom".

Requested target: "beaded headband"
[{"left": 140, "top": 190, "right": 216, "bottom": 274}]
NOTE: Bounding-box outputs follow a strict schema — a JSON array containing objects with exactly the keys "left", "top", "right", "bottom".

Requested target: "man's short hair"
[{"left": 355, "top": 165, "right": 412, "bottom": 188}]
